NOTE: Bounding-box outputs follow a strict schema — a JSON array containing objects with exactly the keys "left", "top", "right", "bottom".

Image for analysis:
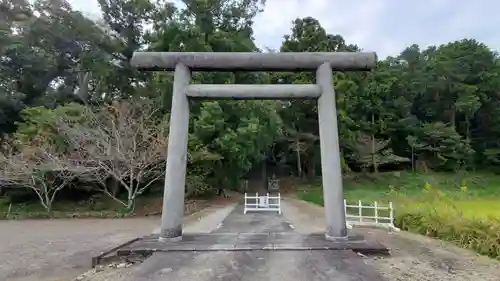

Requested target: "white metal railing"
[
  {"left": 344, "top": 199, "right": 400, "bottom": 231},
  {"left": 244, "top": 192, "right": 281, "bottom": 214}
]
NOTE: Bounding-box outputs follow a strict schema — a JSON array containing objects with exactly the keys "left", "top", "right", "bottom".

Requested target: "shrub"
[
  {"left": 298, "top": 178, "right": 500, "bottom": 260},
  {"left": 393, "top": 184, "right": 500, "bottom": 260},
  {"left": 396, "top": 209, "right": 500, "bottom": 259}
]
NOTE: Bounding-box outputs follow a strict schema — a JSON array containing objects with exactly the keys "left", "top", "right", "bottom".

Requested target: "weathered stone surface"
[
  {"left": 158, "top": 63, "right": 190, "bottom": 240},
  {"left": 186, "top": 84, "right": 322, "bottom": 100},
  {"left": 116, "top": 206, "right": 389, "bottom": 256},
  {"left": 317, "top": 62, "right": 348, "bottom": 239},
  {"left": 130, "top": 51, "right": 376, "bottom": 71},
  {"left": 107, "top": 204, "right": 388, "bottom": 280},
  {"left": 123, "top": 250, "right": 386, "bottom": 281},
  {"left": 116, "top": 231, "right": 389, "bottom": 255}
]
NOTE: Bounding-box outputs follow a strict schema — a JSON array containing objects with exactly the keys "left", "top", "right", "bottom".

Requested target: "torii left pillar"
[{"left": 157, "top": 63, "right": 191, "bottom": 241}]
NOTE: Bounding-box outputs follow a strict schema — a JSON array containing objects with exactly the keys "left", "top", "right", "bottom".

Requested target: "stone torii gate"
[{"left": 130, "top": 51, "right": 376, "bottom": 242}]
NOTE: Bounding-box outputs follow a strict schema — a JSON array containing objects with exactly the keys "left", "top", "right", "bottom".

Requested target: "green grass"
[
  {"left": 297, "top": 171, "right": 500, "bottom": 259},
  {"left": 0, "top": 194, "right": 164, "bottom": 219},
  {"left": 297, "top": 171, "right": 500, "bottom": 218},
  {"left": 406, "top": 199, "right": 500, "bottom": 219}
]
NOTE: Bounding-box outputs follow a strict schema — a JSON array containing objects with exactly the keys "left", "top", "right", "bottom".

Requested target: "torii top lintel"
[{"left": 130, "top": 52, "right": 377, "bottom": 72}]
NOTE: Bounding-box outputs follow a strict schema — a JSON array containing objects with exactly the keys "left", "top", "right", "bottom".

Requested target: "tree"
[
  {"left": 347, "top": 134, "right": 409, "bottom": 172},
  {"left": 272, "top": 17, "right": 361, "bottom": 177},
  {"left": 0, "top": 144, "right": 82, "bottom": 216},
  {"left": 408, "top": 122, "right": 474, "bottom": 171},
  {"left": 152, "top": 0, "right": 283, "bottom": 190},
  {"left": 5, "top": 1, "right": 500, "bottom": 213},
  {"left": 58, "top": 101, "right": 168, "bottom": 210},
  {"left": 0, "top": 0, "right": 118, "bottom": 134}
]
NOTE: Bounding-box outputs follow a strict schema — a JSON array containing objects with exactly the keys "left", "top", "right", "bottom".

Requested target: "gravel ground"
[
  {"left": 0, "top": 203, "right": 235, "bottom": 281},
  {"left": 281, "top": 197, "right": 500, "bottom": 281},
  {"left": 86, "top": 205, "right": 385, "bottom": 281},
  {"left": 0, "top": 217, "right": 160, "bottom": 281},
  {"left": 5, "top": 196, "right": 500, "bottom": 281}
]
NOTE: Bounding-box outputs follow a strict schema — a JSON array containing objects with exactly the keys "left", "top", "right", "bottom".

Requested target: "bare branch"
[
  {"left": 57, "top": 100, "right": 168, "bottom": 210},
  {"left": 0, "top": 143, "right": 85, "bottom": 215}
]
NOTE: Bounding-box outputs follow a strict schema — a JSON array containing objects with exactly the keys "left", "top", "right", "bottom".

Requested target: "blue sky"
[{"left": 68, "top": 0, "right": 498, "bottom": 58}]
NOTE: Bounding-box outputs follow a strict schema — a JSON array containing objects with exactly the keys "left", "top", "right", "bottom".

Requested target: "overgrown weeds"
[
  {"left": 396, "top": 209, "right": 500, "bottom": 259},
  {"left": 394, "top": 182, "right": 500, "bottom": 260},
  {"left": 297, "top": 172, "right": 500, "bottom": 260}
]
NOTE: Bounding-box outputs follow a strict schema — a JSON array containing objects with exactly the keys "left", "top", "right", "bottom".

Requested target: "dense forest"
[{"left": 1, "top": 0, "right": 500, "bottom": 214}]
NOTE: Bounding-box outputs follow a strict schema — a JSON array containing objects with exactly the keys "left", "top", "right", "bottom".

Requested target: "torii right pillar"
[{"left": 317, "top": 62, "right": 347, "bottom": 239}]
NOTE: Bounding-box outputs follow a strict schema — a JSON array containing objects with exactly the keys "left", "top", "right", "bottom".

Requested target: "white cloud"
[
  {"left": 252, "top": 0, "right": 387, "bottom": 53},
  {"left": 68, "top": 0, "right": 500, "bottom": 58},
  {"left": 70, "top": 0, "right": 101, "bottom": 18}
]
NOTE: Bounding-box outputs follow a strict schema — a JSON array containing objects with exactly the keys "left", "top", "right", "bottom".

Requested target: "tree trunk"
[
  {"left": 307, "top": 158, "right": 316, "bottom": 179},
  {"left": 370, "top": 133, "right": 378, "bottom": 174},
  {"left": 126, "top": 191, "right": 135, "bottom": 212},
  {"left": 261, "top": 161, "right": 268, "bottom": 192},
  {"left": 77, "top": 71, "right": 91, "bottom": 101},
  {"left": 109, "top": 178, "right": 121, "bottom": 196},
  {"left": 465, "top": 113, "right": 471, "bottom": 142},
  {"left": 370, "top": 113, "right": 378, "bottom": 174},
  {"left": 45, "top": 202, "right": 54, "bottom": 218},
  {"left": 340, "top": 149, "right": 351, "bottom": 173},
  {"left": 450, "top": 110, "right": 456, "bottom": 130},
  {"left": 411, "top": 146, "right": 415, "bottom": 172},
  {"left": 295, "top": 140, "right": 302, "bottom": 177}
]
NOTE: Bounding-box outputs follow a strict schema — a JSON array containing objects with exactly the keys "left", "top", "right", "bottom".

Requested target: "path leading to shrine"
[
  {"left": 2, "top": 198, "right": 500, "bottom": 281},
  {"left": 87, "top": 203, "right": 385, "bottom": 281}
]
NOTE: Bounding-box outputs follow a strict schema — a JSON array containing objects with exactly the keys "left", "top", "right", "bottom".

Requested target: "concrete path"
[
  {"left": 154, "top": 203, "right": 237, "bottom": 234},
  {"left": 110, "top": 204, "right": 386, "bottom": 281}
]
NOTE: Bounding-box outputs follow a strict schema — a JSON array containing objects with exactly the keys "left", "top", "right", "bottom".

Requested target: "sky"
[{"left": 68, "top": 0, "right": 499, "bottom": 59}]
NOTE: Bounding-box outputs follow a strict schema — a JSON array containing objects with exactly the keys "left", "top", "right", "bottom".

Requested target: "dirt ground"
[
  {"left": 0, "top": 217, "right": 159, "bottom": 281},
  {"left": 0, "top": 200, "right": 234, "bottom": 281},
  {"left": 281, "top": 197, "right": 500, "bottom": 281},
  {"left": 3, "top": 195, "right": 500, "bottom": 281}
]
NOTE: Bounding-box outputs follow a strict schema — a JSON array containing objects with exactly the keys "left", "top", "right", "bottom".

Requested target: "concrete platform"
[
  {"left": 94, "top": 204, "right": 389, "bottom": 280},
  {"left": 115, "top": 232, "right": 390, "bottom": 256},
  {"left": 129, "top": 250, "right": 386, "bottom": 281}
]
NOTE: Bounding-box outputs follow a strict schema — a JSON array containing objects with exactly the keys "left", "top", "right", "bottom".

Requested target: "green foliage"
[
  {"left": 192, "top": 100, "right": 283, "bottom": 190},
  {"left": 3, "top": 0, "right": 500, "bottom": 229},
  {"left": 298, "top": 172, "right": 500, "bottom": 259},
  {"left": 408, "top": 122, "right": 474, "bottom": 171},
  {"left": 3, "top": 0, "right": 500, "bottom": 181},
  {"left": 0, "top": 194, "right": 202, "bottom": 219},
  {"left": 396, "top": 202, "right": 500, "bottom": 260},
  {"left": 396, "top": 212, "right": 500, "bottom": 259},
  {"left": 14, "top": 103, "right": 88, "bottom": 149},
  {"left": 347, "top": 134, "right": 410, "bottom": 170}
]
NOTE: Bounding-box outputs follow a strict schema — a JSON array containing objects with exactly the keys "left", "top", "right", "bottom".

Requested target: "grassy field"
[
  {"left": 0, "top": 193, "right": 205, "bottom": 219},
  {"left": 297, "top": 171, "right": 500, "bottom": 219},
  {"left": 297, "top": 171, "right": 500, "bottom": 259}
]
